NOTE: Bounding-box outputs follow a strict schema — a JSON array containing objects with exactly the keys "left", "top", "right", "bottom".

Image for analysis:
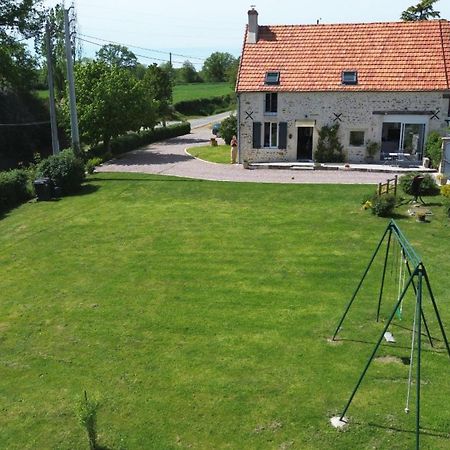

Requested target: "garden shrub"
[
  {"left": 220, "top": 114, "right": 237, "bottom": 145},
  {"left": 36, "top": 149, "right": 85, "bottom": 195},
  {"left": 314, "top": 124, "right": 345, "bottom": 163},
  {"left": 441, "top": 184, "right": 450, "bottom": 199},
  {"left": 425, "top": 131, "right": 442, "bottom": 169},
  {"left": 441, "top": 184, "right": 450, "bottom": 217},
  {"left": 371, "top": 193, "right": 397, "bottom": 217},
  {"left": 399, "top": 173, "right": 440, "bottom": 197},
  {"left": 0, "top": 169, "right": 33, "bottom": 211},
  {"left": 86, "top": 157, "right": 102, "bottom": 174},
  {"left": 86, "top": 122, "right": 191, "bottom": 160}
]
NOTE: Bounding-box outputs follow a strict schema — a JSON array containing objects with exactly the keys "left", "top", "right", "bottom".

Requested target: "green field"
[
  {"left": 35, "top": 83, "right": 233, "bottom": 105},
  {"left": 1, "top": 173, "right": 449, "bottom": 449},
  {"left": 187, "top": 144, "right": 231, "bottom": 164},
  {"left": 173, "top": 82, "right": 233, "bottom": 103},
  {"left": 34, "top": 90, "right": 49, "bottom": 100}
]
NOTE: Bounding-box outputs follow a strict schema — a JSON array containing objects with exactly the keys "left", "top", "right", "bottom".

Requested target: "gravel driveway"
[{"left": 96, "top": 127, "right": 402, "bottom": 185}]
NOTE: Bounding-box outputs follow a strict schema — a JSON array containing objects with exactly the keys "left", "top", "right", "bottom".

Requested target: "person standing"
[{"left": 230, "top": 135, "right": 238, "bottom": 164}]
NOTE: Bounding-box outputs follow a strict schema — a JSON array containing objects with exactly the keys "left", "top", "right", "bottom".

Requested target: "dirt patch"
[
  {"left": 375, "top": 355, "right": 403, "bottom": 364},
  {"left": 254, "top": 419, "right": 283, "bottom": 434}
]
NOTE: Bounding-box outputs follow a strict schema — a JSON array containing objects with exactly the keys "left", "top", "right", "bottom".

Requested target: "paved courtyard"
[{"left": 97, "top": 126, "right": 408, "bottom": 185}]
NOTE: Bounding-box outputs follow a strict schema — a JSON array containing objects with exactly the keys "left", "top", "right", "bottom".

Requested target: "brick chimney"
[{"left": 247, "top": 8, "right": 258, "bottom": 44}]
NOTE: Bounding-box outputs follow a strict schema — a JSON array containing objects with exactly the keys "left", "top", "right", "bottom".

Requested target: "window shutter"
[
  {"left": 278, "top": 122, "right": 287, "bottom": 149},
  {"left": 253, "top": 122, "right": 261, "bottom": 148}
]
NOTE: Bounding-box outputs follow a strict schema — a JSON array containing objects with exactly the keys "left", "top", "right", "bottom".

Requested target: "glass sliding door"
[
  {"left": 381, "top": 118, "right": 426, "bottom": 160},
  {"left": 403, "top": 124, "right": 425, "bottom": 157}
]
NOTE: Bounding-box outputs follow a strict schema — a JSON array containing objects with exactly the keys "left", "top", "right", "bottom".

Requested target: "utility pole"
[
  {"left": 63, "top": 7, "right": 80, "bottom": 156},
  {"left": 169, "top": 52, "right": 172, "bottom": 67},
  {"left": 45, "top": 21, "right": 60, "bottom": 155}
]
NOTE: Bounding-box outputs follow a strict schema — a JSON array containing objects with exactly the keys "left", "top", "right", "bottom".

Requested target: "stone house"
[{"left": 236, "top": 9, "right": 450, "bottom": 164}]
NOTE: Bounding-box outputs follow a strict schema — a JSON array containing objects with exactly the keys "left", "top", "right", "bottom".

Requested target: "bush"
[
  {"left": 86, "top": 157, "right": 102, "bottom": 174},
  {"left": 371, "top": 193, "right": 397, "bottom": 217},
  {"left": 399, "top": 173, "right": 440, "bottom": 197},
  {"left": 314, "top": 124, "right": 345, "bottom": 163},
  {"left": 36, "top": 149, "right": 85, "bottom": 195},
  {"left": 425, "top": 131, "right": 442, "bottom": 169},
  {"left": 86, "top": 122, "right": 191, "bottom": 160},
  {"left": 173, "top": 94, "right": 235, "bottom": 116},
  {"left": 0, "top": 169, "right": 33, "bottom": 211},
  {"left": 441, "top": 184, "right": 450, "bottom": 199},
  {"left": 220, "top": 114, "right": 237, "bottom": 145}
]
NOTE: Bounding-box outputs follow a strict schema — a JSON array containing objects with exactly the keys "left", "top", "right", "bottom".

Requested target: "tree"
[
  {"left": 401, "top": 0, "right": 440, "bottom": 21},
  {"left": 219, "top": 114, "right": 237, "bottom": 145},
  {"left": 142, "top": 63, "right": 173, "bottom": 125},
  {"left": 179, "top": 61, "right": 201, "bottom": 83},
  {"left": 201, "top": 52, "right": 237, "bottom": 83},
  {"left": 227, "top": 57, "right": 240, "bottom": 88},
  {"left": 0, "top": 0, "right": 46, "bottom": 91},
  {"left": 96, "top": 44, "right": 138, "bottom": 69},
  {"left": 64, "top": 61, "right": 157, "bottom": 150}
]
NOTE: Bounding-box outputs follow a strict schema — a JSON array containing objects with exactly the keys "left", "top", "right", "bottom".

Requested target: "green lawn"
[
  {"left": 34, "top": 90, "right": 49, "bottom": 100},
  {"left": 187, "top": 144, "right": 231, "bottom": 164},
  {"left": 173, "top": 82, "right": 233, "bottom": 103},
  {"left": 1, "top": 173, "right": 449, "bottom": 449}
]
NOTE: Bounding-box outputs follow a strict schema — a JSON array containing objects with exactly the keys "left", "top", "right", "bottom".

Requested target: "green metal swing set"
[{"left": 330, "top": 220, "right": 450, "bottom": 450}]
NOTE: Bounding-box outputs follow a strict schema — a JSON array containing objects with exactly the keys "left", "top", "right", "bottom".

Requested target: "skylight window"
[
  {"left": 265, "top": 71, "right": 280, "bottom": 85},
  {"left": 342, "top": 71, "right": 358, "bottom": 85}
]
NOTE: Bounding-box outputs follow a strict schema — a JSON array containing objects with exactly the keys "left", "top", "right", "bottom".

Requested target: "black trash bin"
[{"left": 34, "top": 178, "right": 53, "bottom": 201}]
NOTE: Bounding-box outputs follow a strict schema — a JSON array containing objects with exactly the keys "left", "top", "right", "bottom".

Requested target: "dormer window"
[
  {"left": 342, "top": 71, "right": 358, "bottom": 85},
  {"left": 265, "top": 71, "right": 280, "bottom": 85}
]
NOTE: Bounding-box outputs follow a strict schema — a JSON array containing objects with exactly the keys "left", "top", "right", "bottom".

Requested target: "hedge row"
[
  {"left": 86, "top": 122, "right": 191, "bottom": 160},
  {"left": 0, "top": 169, "right": 33, "bottom": 211},
  {"left": 174, "top": 94, "right": 235, "bottom": 116}
]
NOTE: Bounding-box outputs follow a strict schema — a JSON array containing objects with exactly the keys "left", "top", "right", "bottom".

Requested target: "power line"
[
  {"left": 76, "top": 36, "right": 203, "bottom": 66},
  {"left": 78, "top": 33, "right": 206, "bottom": 61}
]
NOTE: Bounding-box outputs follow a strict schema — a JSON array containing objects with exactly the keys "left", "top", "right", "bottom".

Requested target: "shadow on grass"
[
  {"left": 334, "top": 337, "right": 445, "bottom": 355},
  {"left": 366, "top": 422, "right": 450, "bottom": 439},
  {"left": 70, "top": 184, "right": 100, "bottom": 197}
]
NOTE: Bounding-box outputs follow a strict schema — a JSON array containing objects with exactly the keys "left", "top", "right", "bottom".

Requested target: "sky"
[{"left": 42, "top": 0, "right": 450, "bottom": 68}]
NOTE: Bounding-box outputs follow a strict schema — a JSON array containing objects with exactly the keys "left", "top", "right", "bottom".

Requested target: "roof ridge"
[{"left": 258, "top": 19, "right": 448, "bottom": 28}]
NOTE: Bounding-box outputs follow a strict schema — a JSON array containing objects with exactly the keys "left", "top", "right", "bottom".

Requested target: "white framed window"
[
  {"left": 265, "top": 93, "right": 278, "bottom": 114},
  {"left": 349, "top": 131, "right": 365, "bottom": 147},
  {"left": 264, "top": 122, "right": 278, "bottom": 148}
]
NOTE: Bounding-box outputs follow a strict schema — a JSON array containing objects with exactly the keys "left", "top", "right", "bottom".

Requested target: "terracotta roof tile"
[{"left": 237, "top": 20, "right": 450, "bottom": 92}]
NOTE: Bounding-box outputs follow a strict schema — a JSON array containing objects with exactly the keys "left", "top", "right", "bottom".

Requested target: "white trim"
[{"left": 382, "top": 114, "right": 428, "bottom": 124}]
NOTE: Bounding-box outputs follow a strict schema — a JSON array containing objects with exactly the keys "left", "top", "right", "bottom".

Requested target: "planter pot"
[{"left": 438, "top": 176, "right": 448, "bottom": 186}]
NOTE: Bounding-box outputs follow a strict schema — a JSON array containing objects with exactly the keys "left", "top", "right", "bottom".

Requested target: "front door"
[{"left": 297, "top": 127, "right": 313, "bottom": 160}]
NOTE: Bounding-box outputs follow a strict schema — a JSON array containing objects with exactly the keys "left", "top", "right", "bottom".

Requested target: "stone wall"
[{"left": 238, "top": 91, "right": 449, "bottom": 163}]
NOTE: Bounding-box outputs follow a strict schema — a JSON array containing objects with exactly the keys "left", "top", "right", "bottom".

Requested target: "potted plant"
[
  {"left": 436, "top": 173, "right": 448, "bottom": 186},
  {"left": 365, "top": 141, "right": 380, "bottom": 163}
]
